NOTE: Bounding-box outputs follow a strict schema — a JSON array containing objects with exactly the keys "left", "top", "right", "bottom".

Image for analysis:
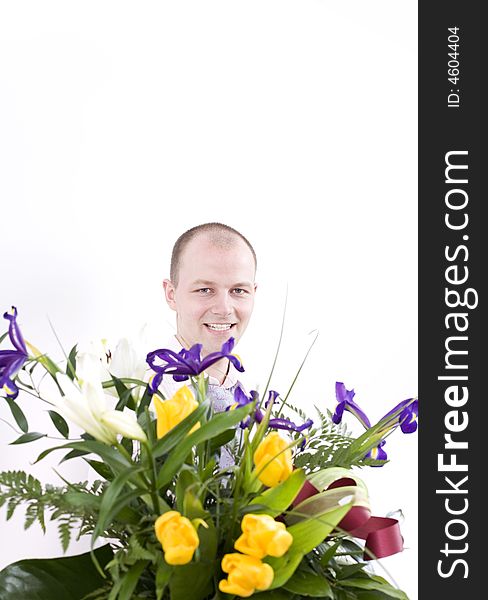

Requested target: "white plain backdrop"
[{"left": 0, "top": 1, "right": 418, "bottom": 598}]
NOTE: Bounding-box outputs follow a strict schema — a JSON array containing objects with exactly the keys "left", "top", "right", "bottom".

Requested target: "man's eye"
[
  {"left": 197, "top": 288, "right": 212, "bottom": 294},
  {"left": 233, "top": 288, "right": 246, "bottom": 295}
]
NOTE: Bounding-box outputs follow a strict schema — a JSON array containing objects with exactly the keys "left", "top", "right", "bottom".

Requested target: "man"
[{"left": 157, "top": 222, "right": 257, "bottom": 405}]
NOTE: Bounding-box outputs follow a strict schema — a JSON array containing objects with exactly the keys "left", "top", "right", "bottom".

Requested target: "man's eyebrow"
[
  {"left": 191, "top": 279, "right": 216, "bottom": 287},
  {"left": 190, "top": 279, "right": 253, "bottom": 288},
  {"left": 232, "top": 282, "right": 254, "bottom": 288}
]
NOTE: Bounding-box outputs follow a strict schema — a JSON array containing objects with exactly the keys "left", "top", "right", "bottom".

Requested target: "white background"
[{"left": 0, "top": 1, "right": 418, "bottom": 598}]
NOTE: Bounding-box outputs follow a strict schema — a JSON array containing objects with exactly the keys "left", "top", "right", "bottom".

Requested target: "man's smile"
[{"left": 204, "top": 323, "right": 236, "bottom": 332}]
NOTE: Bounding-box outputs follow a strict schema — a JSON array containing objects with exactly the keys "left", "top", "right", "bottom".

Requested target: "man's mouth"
[{"left": 204, "top": 323, "right": 236, "bottom": 332}]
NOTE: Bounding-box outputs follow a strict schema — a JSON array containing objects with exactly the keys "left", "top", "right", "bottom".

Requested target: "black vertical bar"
[{"left": 419, "top": 2, "right": 484, "bottom": 598}]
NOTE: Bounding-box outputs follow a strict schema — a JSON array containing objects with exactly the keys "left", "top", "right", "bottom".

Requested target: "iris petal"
[
  {"left": 147, "top": 337, "right": 245, "bottom": 386},
  {"left": 1, "top": 307, "right": 28, "bottom": 399},
  {"left": 332, "top": 382, "right": 371, "bottom": 428}
]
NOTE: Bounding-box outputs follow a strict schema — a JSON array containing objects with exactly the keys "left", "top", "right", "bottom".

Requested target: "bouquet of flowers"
[{"left": 0, "top": 307, "right": 418, "bottom": 600}]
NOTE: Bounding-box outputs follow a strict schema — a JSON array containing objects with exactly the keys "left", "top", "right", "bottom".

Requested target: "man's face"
[{"left": 164, "top": 234, "right": 256, "bottom": 355}]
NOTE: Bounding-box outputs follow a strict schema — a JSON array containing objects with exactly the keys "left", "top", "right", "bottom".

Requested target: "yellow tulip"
[
  {"left": 234, "top": 514, "right": 293, "bottom": 558},
  {"left": 154, "top": 510, "right": 199, "bottom": 565},
  {"left": 219, "top": 553, "right": 274, "bottom": 597},
  {"left": 153, "top": 385, "right": 199, "bottom": 438},
  {"left": 253, "top": 431, "right": 293, "bottom": 487}
]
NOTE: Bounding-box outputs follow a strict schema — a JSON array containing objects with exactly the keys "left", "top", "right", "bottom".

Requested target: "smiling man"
[{"left": 159, "top": 222, "right": 257, "bottom": 401}]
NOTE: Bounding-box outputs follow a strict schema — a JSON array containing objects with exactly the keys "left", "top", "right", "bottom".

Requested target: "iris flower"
[
  {"left": 228, "top": 387, "right": 313, "bottom": 437},
  {"left": 331, "top": 382, "right": 418, "bottom": 465},
  {"left": 229, "top": 386, "right": 259, "bottom": 428},
  {"left": 379, "top": 398, "right": 418, "bottom": 434},
  {"left": 146, "top": 337, "right": 244, "bottom": 392},
  {"left": 366, "top": 439, "right": 387, "bottom": 461},
  {"left": 332, "top": 382, "right": 371, "bottom": 428},
  {"left": 0, "top": 307, "right": 28, "bottom": 399}
]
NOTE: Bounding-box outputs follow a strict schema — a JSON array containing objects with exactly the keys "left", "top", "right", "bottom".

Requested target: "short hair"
[{"left": 170, "top": 222, "right": 257, "bottom": 285}]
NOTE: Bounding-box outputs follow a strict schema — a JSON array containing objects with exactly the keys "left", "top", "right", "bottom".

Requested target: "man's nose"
[{"left": 211, "top": 292, "right": 232, "bottom": 316}]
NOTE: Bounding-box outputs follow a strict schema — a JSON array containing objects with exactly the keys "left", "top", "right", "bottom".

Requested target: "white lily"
[
  {"left": 76, "top": 339, "right": 112, "bottom": 383},
  {"left": 52, "top": 372, "right": 146, "bottom": 445},
  {"left": 107, "top": 325, "right": 151, "bottom": 402},
  {"left": 101, "top": 409, "right": 147, "bottom": 443},
  {"left": 54, "top": 374, "right": 116, "bottom": 445}
]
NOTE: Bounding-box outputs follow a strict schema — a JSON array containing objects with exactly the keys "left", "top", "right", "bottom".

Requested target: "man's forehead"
[{"left": 179, "top": 237, "right": 255, "bottom": 267}]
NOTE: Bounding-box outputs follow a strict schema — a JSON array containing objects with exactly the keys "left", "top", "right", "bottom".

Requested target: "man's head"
[{"left": 164, "top": 223, "right": 257, "bottom": 356}]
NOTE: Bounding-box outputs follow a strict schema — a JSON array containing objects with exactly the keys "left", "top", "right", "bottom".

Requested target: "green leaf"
[
  {"left": 155, "top": 557, "right": 173, "bottom": 600},
  {"left": 208, "top": 428, "right": 235, "bottom": 453},
  {"left": 287, "top": 501, "right": 352, "bottom": 555},
  {"left": 137, "top": 385, "right": 154, "bottom": 417},
  {"left": 250, "top": 591, "right": 293, "bottom": 599},
  {"left": 93, "top": 467, "right": 145, "bottom": 542},
  {"left": 266, "top": 551, "right": 303, "bottom": 590},
  {"left": 169, "top": 562, "right": 215, "bottom": 600},
  {"left": 66, "top": 344, "right": 77, "bottom": 380},
  {"left": 319, "top": 541, "right": 340, "bottom": 567},
  {"left": 117, "top": 560, "right": 149, "bottom": 600},
  {"left": 340, "top": 578, "right": 409, "bottom": 600},
  {"left": 84, "top": 459, "right": 115, "bottom": 481},
  {"left": 336, "top": 563, "right": 368, "bottom": 580},
  {"left": 35, "top": 353, "right": 62, "bottom": 380},
  {"left": 110, "top": 376, "right": 136, "bottom": 411},
  {"left": 5, "top": 398, "right": 28, "bottom": 433},
  {"left": 48, "top": 410, "right": 70, "bottom": 438},
  {"left": 288, "top": 485, "right": 368, "bottom": 528},
  {"left": 9, "top": 432, "right": 46, "bottom": 445},
  {"left": 60, "top": 449, "right": 91, "bottom": 463},
  {"left": 249, "top": 468, "right": 306, "bottom": 517},
  {"left": 35, "top": 441, "right": 132, "bottom": 476},
  {"left": 175, "top": 466, "right": 200, "bottom": 513},
  {"left": 355, "top": 594, "right": 400, "bottom": 600},
  {"left": 283, "top": 570, "right": 333, "bottom": 597},
  {"left": 63, "top": 490, "right": 102, "bottom": 511},
  {"left": 0, "top": 544, "right": 113, "bottom": 600},
  {"left": 157, "top": 404, "right": 252, "bottom": 489}
]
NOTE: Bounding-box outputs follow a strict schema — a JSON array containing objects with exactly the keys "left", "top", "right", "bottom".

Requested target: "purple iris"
[
  {"left": 380, "top": 398, "right": 418, "bottom": 434},
  {"left": 366, "top": 399, "right": 417, "bottom": 466},
  {"left": 229, "top": 386, "right": 259, "bottom": 428},
  {"left": 0, "top": 307, "right": 28, "bottom": 399},
  {"left": 367, "top": 439, "right": 388, "bottom": 463},
  {"left": 229, "top": 387, "right": 313, "bottom": 437},
  {"left": 331, "top": 382, "right": 371, "bottom": 428},
  {"left": 331, "top": 382, "right": 418, "bottom": 466},
  {"left": 147, "top": 337, "right": 244, "bottom": 391}
]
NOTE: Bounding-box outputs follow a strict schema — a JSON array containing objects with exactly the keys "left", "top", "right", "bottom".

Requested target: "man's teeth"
[{"left": 206, "top": 324, "right": 233, "bottom": 331}]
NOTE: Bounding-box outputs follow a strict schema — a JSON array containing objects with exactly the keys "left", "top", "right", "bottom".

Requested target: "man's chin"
[{"left": 201, "top": 330, "right": 237, "bottom": 355}]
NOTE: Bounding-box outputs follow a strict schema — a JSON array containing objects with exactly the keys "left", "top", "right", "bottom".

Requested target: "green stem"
[
  {"left": 145, "top": 442, "right": 162, "bottom": 515},
  {"left": 275, "top": 329, "right": 319, "bottom": 418}
]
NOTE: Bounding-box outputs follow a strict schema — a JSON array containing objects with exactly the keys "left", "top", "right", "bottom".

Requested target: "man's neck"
[{"left": 205, "top": 357, "right": 230, "bottom": 385}]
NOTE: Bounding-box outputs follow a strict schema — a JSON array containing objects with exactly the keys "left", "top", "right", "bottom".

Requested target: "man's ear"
[{"left": 163, "top": 279, "right": 177, "bottom": 311}]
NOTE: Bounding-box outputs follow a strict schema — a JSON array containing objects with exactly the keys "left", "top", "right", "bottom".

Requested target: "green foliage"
[
  {"left": 0, "top": 319, "right": 415, "bottom": 599},
  {"left": 288, "top": 405, "right": 388, "bottom": 471},
  {"left": 0, "top": 471, "right": 114, "bottom": 552},
  {"left": 0, "top": 545, "right": 113, "bottom": 600}
]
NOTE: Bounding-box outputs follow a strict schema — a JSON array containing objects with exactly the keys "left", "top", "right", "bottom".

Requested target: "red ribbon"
[{"left": 292, "top": 478, "right": 403, "bottom": 560}]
